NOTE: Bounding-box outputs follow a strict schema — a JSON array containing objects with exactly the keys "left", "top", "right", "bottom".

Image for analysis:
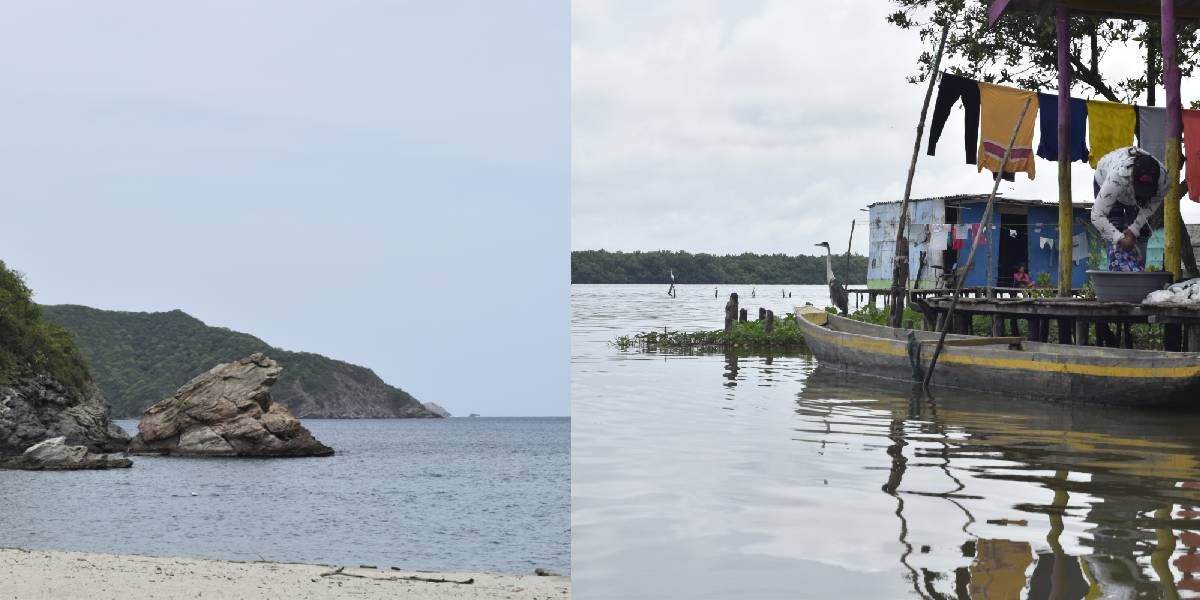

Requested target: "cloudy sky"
[
  {"left": 572, "top": 0, "right": 1200, "bottom": 256},
  {"left": 0, "top": 1, "right": 568, "bottom": 416}
]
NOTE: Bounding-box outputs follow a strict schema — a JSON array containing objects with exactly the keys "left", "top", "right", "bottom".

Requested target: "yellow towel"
[
  {"left": 977, "top": 82, "right": 1037, "bottom": 180},
  {"left": 1086, "top": 99, "right": 1136, "bottom": 168}
]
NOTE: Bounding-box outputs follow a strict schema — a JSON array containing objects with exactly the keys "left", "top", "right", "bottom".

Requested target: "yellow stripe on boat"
[{"left": 796, "top": 308, "right": 1200, "bottom": 380}]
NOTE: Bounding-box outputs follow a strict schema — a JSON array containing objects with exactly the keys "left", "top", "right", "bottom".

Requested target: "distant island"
[
  {"left": 571, "top": 250, "right": 868, "bottom": 284},
  {"left": 41, "top": 305, "right": 438, "bottom": 420}
]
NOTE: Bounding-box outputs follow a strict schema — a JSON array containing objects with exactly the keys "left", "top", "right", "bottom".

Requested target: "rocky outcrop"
[
  {"left": 0, "top": 367, "right": 130, "bottom": 456},
  {"left": 422, "top": 402, "right": 451, "bottom": 418},
  {"left": 0, "top": 436, "right": 131, "bottom": 470},
  {"left": 132, "top": 353, "right": 333, "bottom": 457}
]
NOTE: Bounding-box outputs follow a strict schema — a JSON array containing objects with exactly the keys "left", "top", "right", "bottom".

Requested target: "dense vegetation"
[
  {"left": 617, "top": 313, "right": 808, "bottom": 353},
  {"left": 41, "top": 305, "right": 428, "bottom": 418},
  {"left": 0, "top": 261, "right": 91, "bottom": 395},
  {"left": 572, "top": 250, "right": 867, "bottom": 284}
]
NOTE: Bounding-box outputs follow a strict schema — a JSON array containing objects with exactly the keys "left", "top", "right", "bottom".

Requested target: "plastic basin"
[{"left": 1086, "top": 270, "right": 1174, "bottom": 303}]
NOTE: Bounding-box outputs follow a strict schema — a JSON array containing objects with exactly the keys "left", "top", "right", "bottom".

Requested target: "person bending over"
[{"left": 1091, "top": 147, "right": 1167, "bottom": 272}]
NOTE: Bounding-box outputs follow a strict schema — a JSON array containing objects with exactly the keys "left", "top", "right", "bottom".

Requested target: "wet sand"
[{"left": 0, "top": 548, "right": 569, "bottom": 599}]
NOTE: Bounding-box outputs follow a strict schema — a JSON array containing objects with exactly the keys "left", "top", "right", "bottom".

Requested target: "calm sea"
[
  {"left": 573, "top": 283, "right": 1200, "bottom": 599},
  {"left": 0, "top": 417, "right": 569, "bottom": 574}
]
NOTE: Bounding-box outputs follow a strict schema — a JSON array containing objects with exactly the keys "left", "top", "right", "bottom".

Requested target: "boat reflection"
[{"left": 796, "top": 366, "right": 1200, "bottom": 599}]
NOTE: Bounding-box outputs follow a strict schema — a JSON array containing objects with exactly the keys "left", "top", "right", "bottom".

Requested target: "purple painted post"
[
  {"left": 1164, "top": 1, "right": 1181, "bottom": 138},
  {"left": 1056, "top": 5, "right": 1072, "bottom": 296}
]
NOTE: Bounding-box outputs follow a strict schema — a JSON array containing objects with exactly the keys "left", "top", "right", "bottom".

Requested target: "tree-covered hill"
[
  {"left": 40, "top": 305, "right": 436, "bottom": 419},
  {"left": 0, "top": 261, "right": 91, "bottom": 394},
  {"left": 571, "top": 250, "right": 868, "bottom": 284}
]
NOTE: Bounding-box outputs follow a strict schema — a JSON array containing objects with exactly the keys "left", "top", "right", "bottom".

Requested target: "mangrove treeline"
[{"left": 572, "top": 250, "right": 868, "bottom": 285}]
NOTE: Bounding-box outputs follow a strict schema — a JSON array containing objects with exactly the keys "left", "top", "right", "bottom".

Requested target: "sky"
[
  {"left": 571, "top": 0, "right": 1200, "bottom": 257},
  {"left": 0, "top": 1, "right": 568, "bottom": 417}
]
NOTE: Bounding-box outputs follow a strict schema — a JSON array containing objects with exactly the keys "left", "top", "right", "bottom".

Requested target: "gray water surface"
[
  {"left": 0, "top": 417, "right": 569, "bottom": 574},
  {"left": 573, "top": 283, "right": 1200, "bottom": 599}
]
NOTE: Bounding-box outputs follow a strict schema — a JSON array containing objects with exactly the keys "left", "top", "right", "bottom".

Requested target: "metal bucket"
[{"left": 1086, "top": 270, "right": 1173, "bottom": 303}]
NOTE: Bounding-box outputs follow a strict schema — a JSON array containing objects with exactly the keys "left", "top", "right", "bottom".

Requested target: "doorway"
[{"left": 998, "top": 211, "right": 1029, "bottom": 287}]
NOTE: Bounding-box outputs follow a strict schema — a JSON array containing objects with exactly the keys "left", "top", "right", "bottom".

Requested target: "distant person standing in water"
[
  {"left": 751, "top": 287, "right": 755, "bottom": 298},
  {"left": 667, "top": 269, "right": 676, "bottom": 298},
  {"left": 714, "top": 287, "right": 718, "bottom": 298}
]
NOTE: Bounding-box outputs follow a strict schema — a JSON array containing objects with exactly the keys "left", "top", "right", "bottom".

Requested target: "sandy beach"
[{"left": 0, "top": 548, "right": 569, "bottom": 599}]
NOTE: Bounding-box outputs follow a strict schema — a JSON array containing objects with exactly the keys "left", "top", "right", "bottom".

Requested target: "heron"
[{"left": 815, "top": 242, "right": 849, "bottom": 315}]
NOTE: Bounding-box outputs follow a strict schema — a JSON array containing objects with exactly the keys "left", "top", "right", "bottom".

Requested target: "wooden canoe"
[{"left": 794, "top": 305, "right": 1200, "bottom": 407}]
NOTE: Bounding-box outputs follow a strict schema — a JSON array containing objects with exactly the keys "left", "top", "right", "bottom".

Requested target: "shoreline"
[{"left": 0, "top": 548, "right": 569, "bottom": 599}]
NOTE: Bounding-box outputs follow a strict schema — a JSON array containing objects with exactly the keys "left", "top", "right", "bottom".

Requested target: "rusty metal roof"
[{"left": 868, "top": 194, "right": 1093, "bottom": 209}]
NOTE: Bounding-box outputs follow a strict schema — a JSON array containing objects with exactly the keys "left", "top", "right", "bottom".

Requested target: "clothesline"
[
  {"left": 928, "top": 71, "right": 1200, "bottom": 202},
  {"left": 875, "top": 220, "right": 1078, "bottom": 228}
]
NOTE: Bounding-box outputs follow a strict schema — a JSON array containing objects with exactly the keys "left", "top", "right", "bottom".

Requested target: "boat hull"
[{"left": 794, "top": 307, "right": 1200, "bottom": 407}]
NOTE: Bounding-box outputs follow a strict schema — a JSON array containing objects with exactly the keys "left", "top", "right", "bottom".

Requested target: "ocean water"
[
  {"left": 0, "top": 417, "right": 569, "bottom": 574},
  {"left": 573, "top": 283, "right": 1200, "bottom": 599}
]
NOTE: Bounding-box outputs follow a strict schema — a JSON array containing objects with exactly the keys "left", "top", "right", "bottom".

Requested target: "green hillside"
[
  {"left": 41, "top": 305, "right": 435, "bottom": 419},
  {"left": 0, "top": 261, "right": 91, "bottom": 395}
]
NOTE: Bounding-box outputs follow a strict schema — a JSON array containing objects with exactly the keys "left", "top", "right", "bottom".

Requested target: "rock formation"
[
  {"left": 0, "top": 367, "right": 130, "bottom": 456},
  {"left": 132, "top": 353, "right": 333, "bottom": 457},
  {"left": 0, "top": 436, "right": 131, "bottom": 470},
  {"left": 422, "top": 402, "right": 451, "bottom": 417}
]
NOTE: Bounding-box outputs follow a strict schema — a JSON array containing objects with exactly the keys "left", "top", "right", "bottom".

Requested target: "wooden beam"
[
  {"left": 1164, "top": 0, "right": 1184, "bottom": 281},
  {"left": 1057, "top": 5, "right": 1073, "bottom": 296}
]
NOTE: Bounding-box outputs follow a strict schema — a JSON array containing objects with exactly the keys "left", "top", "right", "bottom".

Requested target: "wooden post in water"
[
  {"left": 739, "top": 308, "right": 748, "bottom": 323},
  {"left": 758, "top": 307, "right": 767, "bottom": 321},
  {"left": 890, "top": 23, "right": 950, "bottom": 328},
  {"left": 765, "top": 310, "right": 775, "bottom": 334},
  {"left": 724, "top": 293, "right": 739, "bottom": 332}
]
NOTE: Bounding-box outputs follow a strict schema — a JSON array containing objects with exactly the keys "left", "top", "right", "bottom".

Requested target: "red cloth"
[{"left": 1184, "top": 109, "right": 1200, "bottom": 202}]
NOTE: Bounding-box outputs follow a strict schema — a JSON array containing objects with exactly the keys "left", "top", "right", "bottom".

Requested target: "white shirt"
[{"left": 1091, "top": 146, "right": 1168, "bottom": 244}]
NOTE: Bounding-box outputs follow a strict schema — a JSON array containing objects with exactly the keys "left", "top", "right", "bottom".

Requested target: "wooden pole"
[
  {"left": 924, "top": 98, "right": 1033, "bottom": 391},
  {"left": 1057, "top": 5, "right": 1074, "bottom": 296},
  {"left": 1162, "top": 0, "right": 1183, "bottom": 281},
  {"left": 890, "top": 22, "right": 951, "bottom": 328},
  {"left": 845, "top": 219, "right": 856, "bottom": 276}
]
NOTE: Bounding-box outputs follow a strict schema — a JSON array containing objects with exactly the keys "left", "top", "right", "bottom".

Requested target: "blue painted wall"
[
  {"left": 958, "top": 203, "right": 1091, "bottom": 287},
  {"left": 958, "top": 203, "right": 999, "bottom": 287}
]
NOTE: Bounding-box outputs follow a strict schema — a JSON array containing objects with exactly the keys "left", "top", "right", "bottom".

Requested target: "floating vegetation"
[{"left": 617, "top": 313, "right": 808, "bottom": 353}]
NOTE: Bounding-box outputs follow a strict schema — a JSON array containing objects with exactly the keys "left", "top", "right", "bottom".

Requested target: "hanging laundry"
[
  {"left": 1039, "top": 237, "right": 1055, "bottom": 250},
  {"left": 952, "top": 224, "right": 968, "bottom": 250},
  {"left": 1072, "top": 232, "right": 1088, "bottom": 262},
  {"left": 1087, "top": 100, "right": 1136, "bottom": 168},
  {"left": 928, "top": 73, "right": 981, "bottom": 164},
  {"left": 1184, "top": 109, "right": 1200, "bottom": 202},
  {"left": 929, "top": 226, "right": 948, "bottom": 252},
  {"left": 1035, "top": 93, "right": 1089, "bottom": 162},
  {"left": 977, "top": 82, "right": 1037, "bottom": 180},
  {"left": 1137, "top": 105, "right": 1167, "bottom": 163}
]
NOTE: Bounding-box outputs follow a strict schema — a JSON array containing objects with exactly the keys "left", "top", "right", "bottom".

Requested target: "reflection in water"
[
  {"left": 572, "top": 284, "right": 1200, "bottom": 599},
  {"left": 798, "top": 367, "right": 1200, "bottom": 599}
]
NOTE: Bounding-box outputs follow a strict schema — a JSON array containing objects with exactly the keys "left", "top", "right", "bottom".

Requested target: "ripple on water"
[{"left": 573, "top": 284, "right": 1200, "bottom": 599}]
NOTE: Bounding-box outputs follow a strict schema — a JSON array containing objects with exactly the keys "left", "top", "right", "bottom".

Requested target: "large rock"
[
  {"left": 422, "top": 402, "right": 451, "bottom": 418},
  {"left": 0, "top": 367, "right": 130, "bottom": 456},
  {"left": 132, "top": 353, "right": 333, "bottom": 457},
  {"left": 0, "top": 436, "right": 131, "bottom": 470}
]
